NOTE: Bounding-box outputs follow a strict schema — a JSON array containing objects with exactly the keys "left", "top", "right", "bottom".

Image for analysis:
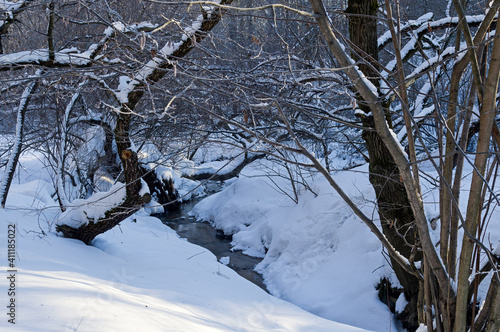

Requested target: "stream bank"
[{"left": 158, "top": 185, "right": 267, "bottom": 291}]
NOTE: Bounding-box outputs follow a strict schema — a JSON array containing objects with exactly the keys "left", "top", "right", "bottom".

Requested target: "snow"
[
  {"left": 395, "top": 293, "right": 408, "bottom": 314},
  {"left": 56, "top": 181, "right": 127, "bottom": 228},
  {"left": 93, "top": 167, "right": 115, "bottom": 192},
  {"left": 0, "top": 152, "right": 370, "bottom": 332},
  {"left": 416, "top": 324, "right": 429, "bottom": 332},
  {"left": 190, "top": 156, "right": 500, "bottom": 331},
  {"left": 115, "top": 11, "right": 217, "bottom": 104},
  {"left": 192, "top": 162, "right": 400, "bottom": 331},
  {"left": 0, "top": 49, "right": 48, "bottom": 65},
  {"left": 56, "top": 90, "right": 82, "bottom": 207},
  {"left": 378, "top": 12, "right": 434, "bottom": 48},
  {"left": 388, "top": 128, "right": 408, "bottom": 160},
  {"left": 1, "top": 139, "right": 500, "bottom": 332},
  {"left": 0, "top": 20, "right": 158, "bottom": 70},
  {"left": 143, "top": 162, "right": 205, "bottom": 202},
  {"left": 0, "top": 48, "right": 96, "bottom": 66},
  {"left": 0, "top": 0, "right": 25, "bottom": 29},
  {"left": 494, "top": 243, "right": 500, "bottom": 256},
  {"left": 0, "top": 77, "right": 36, "bottom": 201},
  {"left": 1, "top": 5, "right": 500, "bottom": 331},
  {"left": 415, "top": 106, "right": 435, "bottom": 119},
  {"left": 380, "top": 14, "right": 485, "bottom": 94},
  {"left": 219, "top": 256, "right": 230, "bottom": 265},
  {"left": 407, "top": 46, "right": 465, "bottom": 82},
  {"left": 0, "top": 0, "right": 23, "bottom": 11},
  {"left": 412, "top": 82, "right": 432, "bottom": 118},
  {"left": 184, "top": 155, "right": 247, "bottom": 178}
]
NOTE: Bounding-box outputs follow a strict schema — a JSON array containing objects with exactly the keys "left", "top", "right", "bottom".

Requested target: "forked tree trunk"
[
  {"left": 56, "top": 1, "right": 234, "bottom": 244},
  {"left": 56, "top": 113, "right": 145, "bottom": 244}
]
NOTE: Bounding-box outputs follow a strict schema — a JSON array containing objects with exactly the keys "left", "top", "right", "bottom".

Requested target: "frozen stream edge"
[{"left": 158, "top": 191, "right": 267, "bottom": 292}]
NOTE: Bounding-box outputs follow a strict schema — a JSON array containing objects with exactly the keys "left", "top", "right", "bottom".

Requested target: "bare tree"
[
  {"left": 166, "top": 1, "right": 500, "bottom": 330},
  {"left": 1, "top": 1, "right": 499, "bottom": 330},
  {"left": 308, "top": 0, "right": 500, "bottom": 330},
  {"left": 0, "top": 1, "right": 234, "bottom": 243}
]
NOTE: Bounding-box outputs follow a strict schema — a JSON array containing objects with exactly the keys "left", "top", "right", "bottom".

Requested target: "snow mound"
[
  {"left": 192, "top": 163, "right": 399, "bottom": 331},
  {"left": 0, "top": 152, "right": 371, "bottom": 332}
]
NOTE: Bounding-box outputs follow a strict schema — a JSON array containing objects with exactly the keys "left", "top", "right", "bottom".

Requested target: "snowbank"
[
  {"left": 0, "top": 153, "right": 370, "bottom": 332},
  {"left": 192, "top": 162, "right": 400, "bottom": 331},
  {"left": 192, "top": 158, "right": 500, "bottom": 332}
]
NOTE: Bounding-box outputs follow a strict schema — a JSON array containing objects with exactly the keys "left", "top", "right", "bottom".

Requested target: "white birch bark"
[{"left": 0, "top": 72, "right": 39, "bottom": 207}]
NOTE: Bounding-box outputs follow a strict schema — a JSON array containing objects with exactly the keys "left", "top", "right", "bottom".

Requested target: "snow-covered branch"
[
  {"left": 115, "top": 0, "right": 234, "bottom": 108},
  {"left": 0, "top": 21, "right": 157, "bottom": 70},
  {"left": 0, "top": 0, "right": 35, "bottom": 35},
  {"left": 378, "top": 13, "right": 487, "bottom": 51}
]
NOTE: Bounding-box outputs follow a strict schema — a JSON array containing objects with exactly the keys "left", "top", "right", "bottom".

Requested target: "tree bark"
[
  {"left": 309, "top": 1, "right": 460, "bottom": 329},
  {"left": 484, "top": 276, "right": 500, "bottom": 332},
  {"left": 363, "top": 120, "right": 421, "bottom": 329},
  {"left": 347, "top": 0, "right": 421, "bottom": 328},
  {"left": 186, "top": 153, "right": 266, "bottom": 181},
  {"left": 56, "top": 1, "right": 235, "bottom": 244},
  {"left": 345, "top": 0, "right": 379, "bottom": 81},
  {"left": 453, "top": 10, "right": 500, "bottom": 330},
  {"left": 0, "top": 78, "right": 38, "bottom": 208}
]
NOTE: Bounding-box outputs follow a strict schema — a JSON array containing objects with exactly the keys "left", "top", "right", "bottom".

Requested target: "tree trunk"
[
  {"left": 484, "top": 276, "right": 500, "bottom": 332},
  {"left": 346, "top": 0, "right": 379, "bottom": 81},
  {"left": 56, "top": 1, "right": 234, "bottom": 244},
  {"left": 363, "top": 122, "right": 421, "bottom": 329},
  {"left": 56, "top": 112, "right": 144, "bottom": 244},
  {"left": 347, "top": 0, "right": 421, "bottom": 329},
  {"left": 0, "top": 78, "right": 38, "bottom": 208}
]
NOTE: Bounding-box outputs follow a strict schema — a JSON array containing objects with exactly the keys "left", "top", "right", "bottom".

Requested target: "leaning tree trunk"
[
  {"left": 346, "top": 0, "right": 421, "bottom": 329},
  {"left": 56, "top": 112, "right": 181, "bottom": 244},
  {"left": 56, "top": 113, "right": 145, "bottom": 244},
  {"left": 56, "top": 1, "right": 234, "bottom": 244}
]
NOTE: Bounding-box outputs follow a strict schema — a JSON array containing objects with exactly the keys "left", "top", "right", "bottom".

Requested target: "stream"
[{"left": 158, "top": 184, "right": 267, "bottom": 292}]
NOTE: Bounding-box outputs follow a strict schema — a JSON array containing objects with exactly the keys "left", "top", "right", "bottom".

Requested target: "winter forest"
[{"left": 0, "top": 0, "right": 499, "bottom": 331}]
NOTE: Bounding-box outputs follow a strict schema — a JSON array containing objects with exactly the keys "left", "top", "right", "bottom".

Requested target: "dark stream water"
[{"left": 159, "top": 187, "right": 267, "bottom": 291}]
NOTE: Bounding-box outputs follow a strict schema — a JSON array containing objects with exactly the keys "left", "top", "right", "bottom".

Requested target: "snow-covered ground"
[
  {"left": 192, "top": 157, "right": 500, "bottom": 332},
  {"left": 192, "top": 161, "right": 400, "bottom": 331},
  {"left": 2, "top": 149, "right": 499, "bottom": 332},
  {"left": 0, "top": 152, "right": 373, "bottom": 331}
]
